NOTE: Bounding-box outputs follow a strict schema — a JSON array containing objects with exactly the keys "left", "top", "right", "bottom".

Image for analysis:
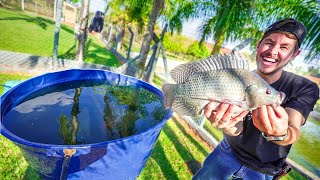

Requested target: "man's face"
[{"left": 256, "top": 32, "right": 300, "bottom": 75}]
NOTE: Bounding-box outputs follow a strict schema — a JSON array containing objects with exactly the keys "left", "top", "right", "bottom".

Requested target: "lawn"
[{"left": 0, "top": 8, "right": 120, "bottom": 67}]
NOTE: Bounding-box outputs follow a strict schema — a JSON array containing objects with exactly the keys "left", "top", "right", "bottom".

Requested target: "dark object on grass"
[{"left": 89, "top": 11, "right": 104, "bottom": 33}]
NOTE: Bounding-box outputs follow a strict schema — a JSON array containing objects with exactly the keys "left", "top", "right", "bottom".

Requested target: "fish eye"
[{"left": 266, "top": 89, "right": 271, "bottom": 95}]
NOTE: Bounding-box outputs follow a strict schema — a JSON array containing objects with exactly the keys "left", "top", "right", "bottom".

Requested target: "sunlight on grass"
[
  {"left": 0, "top": 136, "right": 40, "bottom": 179},
  {"left": 84, "top": 37, "right": 121, "bottom": 67},
  {"left": 0, "top": 8, "right": 119, "bottom": 67},
  {"left": 139, "top": 117, "right": 211, "bottom": 179},
  {"left": 0, "top": 73, "right": 32, "bottom": 94}
]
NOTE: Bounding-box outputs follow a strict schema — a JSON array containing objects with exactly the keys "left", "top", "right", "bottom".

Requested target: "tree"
[
  {"left": 252, "top": 0, "right": 320, "bottom": 61},
  {"left": 136, "top": 0, "right": 164, "bottom": 78},
  {"left": 168, "top": 0, "right": 320, "bottom": 60},
  {"left": 76, "top": 0, "right": 90, "bottom": 62},
  {"left": 105, "top": 0, "right": 190, "bottom": 79},
  {"left": 166, "top": 0, "right": 255, "bottom": 55},
  {"left": 53, "top": 0, "right": 63, "bottom": 60},
  {"left": 186, "top": 42, "right": 210, "bottom": 60},
  {"left": 104, "top": 1, "right": 129, "bottom": 49}
]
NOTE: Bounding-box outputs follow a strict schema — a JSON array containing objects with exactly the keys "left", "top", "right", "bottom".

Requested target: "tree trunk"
[
  {"left": 53, "top": 0, "right": 63, "bottom": 61},
  {"left": 211, "top": 32, "right": 225, "bottom": 55},
  {"left": 119, "top": 24, "right": 125, "bottom": 50},
  {"left": 136, "top": 0, "right": 164, "bottom": 79},
  {"left": 71, "top": 88, "right": 81, "bottom": 144},
  {"left": 76, "top": 0, "right": 90, "bottom": 62},
  {"left": 21, "top": 0, "right": 24, "bottom": 11}
]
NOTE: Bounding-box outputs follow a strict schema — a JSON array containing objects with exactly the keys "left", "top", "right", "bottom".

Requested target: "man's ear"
[
  {"left": 256, "top": 40, "right": 262, "bottom": 49},
  {"left": 291, "top": 49, "right": 301, "bottom": 61}
]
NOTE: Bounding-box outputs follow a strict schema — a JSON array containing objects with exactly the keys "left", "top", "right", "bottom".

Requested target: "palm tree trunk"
[
  {"left": 71, "top": 88, "right": 81, "bottom": 144},
  {"left": 76, "top": 0, "right": 90, "bottom": 62},
  {"left": 136, "top": 0, "right": 164, "bottom": 79},
  {"left": 53, "top": 0, "right": 63, "bottom": 61},
  {"left": 211, "top": 34, "right": 225, "bottom": 55}
]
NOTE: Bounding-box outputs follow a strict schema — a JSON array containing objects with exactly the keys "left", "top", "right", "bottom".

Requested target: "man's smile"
[
  {"left": 261, "top": 56, "right": 279, "bottom": 66},
  {"left": 263, "top": 57, "right": 277, "bottom": 63}
]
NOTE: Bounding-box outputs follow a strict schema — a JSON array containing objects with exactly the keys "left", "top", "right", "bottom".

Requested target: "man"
[{"left": 193, "top": 18, "right": 319, "bottom": 179}]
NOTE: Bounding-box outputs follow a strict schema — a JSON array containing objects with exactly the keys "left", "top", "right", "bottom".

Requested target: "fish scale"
[
  {"left": 162, "top": 54, "right": 285, "bottom": 125},
  {"left": 177, "top": 70, "right": 247, "bottom": 102}
]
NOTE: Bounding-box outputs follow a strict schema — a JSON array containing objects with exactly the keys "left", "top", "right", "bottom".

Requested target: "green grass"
[
  {"left": 139, "top": 117, "right": 212, "bottom": 179},
  {"left": 0, "top": 136, "right": 41, "bottom": 179},
  {"left": 0, "top": 73, "right": 40, "bottom": 179},
  {"left": 0, "top": 8, "right": 120, "bottom": 67},
  {"left": 203, "top": 120, "right": 224, "bottom": 141},
  {"left": 0, "top": 73, "right": 32, "bottom": 94}
]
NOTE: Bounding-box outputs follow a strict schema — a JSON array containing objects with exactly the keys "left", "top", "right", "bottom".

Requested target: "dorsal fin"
[{"left": 170, "top": 54, "right": 249, "bottom": 84}]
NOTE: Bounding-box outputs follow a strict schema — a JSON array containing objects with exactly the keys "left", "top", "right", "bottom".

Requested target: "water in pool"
[{"left": 3, "top": 80, "right": 167, "bottom": 145}]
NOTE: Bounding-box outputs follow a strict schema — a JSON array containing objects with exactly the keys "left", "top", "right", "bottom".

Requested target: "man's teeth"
[{"left": 263, "top": 57, "right": 276, "bottom": 63}]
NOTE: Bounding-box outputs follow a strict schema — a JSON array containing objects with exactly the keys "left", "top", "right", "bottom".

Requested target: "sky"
[
  {"left": 89, "top": 0, "right": 107, "bottom": 13},
  {"left": 181, "top": 19, "right": 248, "bottom": 50}
]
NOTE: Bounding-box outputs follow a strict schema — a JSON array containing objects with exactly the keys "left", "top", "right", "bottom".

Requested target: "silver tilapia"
[{"left": 162, "top": 54, "right": 285, "bottom": 124}]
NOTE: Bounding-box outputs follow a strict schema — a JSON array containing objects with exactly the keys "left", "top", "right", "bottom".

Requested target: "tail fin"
[{"left": 162, "top": 83, "right": 175, "bottom": 107}]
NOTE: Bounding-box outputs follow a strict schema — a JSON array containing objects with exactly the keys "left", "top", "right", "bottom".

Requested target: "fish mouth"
[{"left": 270, "top": 92, "right": 286, "bottom": 109}]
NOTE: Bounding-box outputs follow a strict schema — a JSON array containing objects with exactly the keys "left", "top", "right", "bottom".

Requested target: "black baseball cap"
[{"left": 262, "top": 18, "right": 307, "bottom": 48}]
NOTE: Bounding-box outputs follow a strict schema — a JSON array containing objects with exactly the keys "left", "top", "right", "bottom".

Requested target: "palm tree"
[
  {"left": 170, "top": 0, "right": 319, "bottom": 60},
  {"left": 253, "top": 0, "right": 320, "bottom": 61},
  {"left": 166, "top": 0, "right": 255, "bottom": 55},
  {"left": 76, "top": 0, "right": 90, "bottom": 62},
  {"left": 53, "top": 0, "right": 63, "bottom": 60},
  {"left": 104, "top": 1, "right": 129, "bottom": 49},
  {"left": 136, "top": 0, "right": 164, "bottom": 78}
]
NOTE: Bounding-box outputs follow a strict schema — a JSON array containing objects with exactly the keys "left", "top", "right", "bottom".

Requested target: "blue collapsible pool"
[{"left": 0, "top": 69, "right": 172, "bottom": 179}]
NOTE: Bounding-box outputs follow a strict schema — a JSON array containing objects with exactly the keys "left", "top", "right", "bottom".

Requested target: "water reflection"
[
  {"left": 58, "top": 88, "right": 81, "bottom": 145},
  {"left": 3, "top": 81, "right": 167, "bottom": 145},
  {"left": 289, "top": 116, "right": 320, "bottom": 176}
]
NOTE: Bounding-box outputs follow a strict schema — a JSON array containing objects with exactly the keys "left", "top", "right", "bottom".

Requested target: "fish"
[{"left": 162, "top": 54, "right": 285, "bottom": 125}]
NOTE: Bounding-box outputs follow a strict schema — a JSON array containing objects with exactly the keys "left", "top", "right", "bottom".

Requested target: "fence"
[
  {"left": 2, "top": 0, "right": 78, "bottom": 24},
  {"left": 3, "top": 0, "right": 55, "bottom": 18}
]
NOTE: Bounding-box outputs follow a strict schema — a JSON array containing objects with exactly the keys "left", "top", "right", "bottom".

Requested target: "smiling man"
[{"left": 193, "top": 18, "right": 319, "bottom": 180}]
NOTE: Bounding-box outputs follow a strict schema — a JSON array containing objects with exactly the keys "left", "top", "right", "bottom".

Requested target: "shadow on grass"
[
  {"left": 147, "top": 116, "right": 210, "bottom": 179},
  {"left": 0, "top": 16, "right": 53, "bottom": 30},
  {"left": 0, "top": 9, "right": 74, "bottom": 35},
  {"left": 171, "top": 117, "right": 210, "bottom": 158},
  {"left": 149, "top": 140, "right": 179, "bottom": 180},
  {"left": 59, "top": 42, "right": 77, "bottom": 60}
]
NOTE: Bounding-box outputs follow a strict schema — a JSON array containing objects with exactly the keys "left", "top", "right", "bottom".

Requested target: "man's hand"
[
  {"left": 252, "top": 105, "right": 288, "bottom": 137},
  {"left": 204, "top": 102, "right": 248, "bottom": 136}
]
